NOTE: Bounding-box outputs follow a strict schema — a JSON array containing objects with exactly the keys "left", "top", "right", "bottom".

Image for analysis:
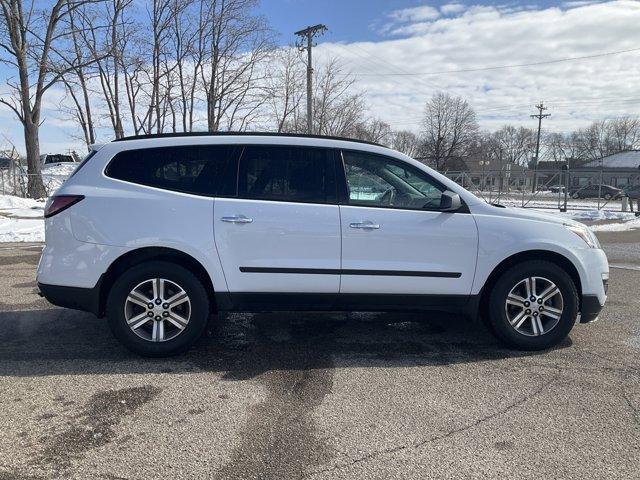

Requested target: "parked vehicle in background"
[
  {"left": 0, "top": 157, "right": 11, "bottom": 170},
  {"left": 623, "top": 184, "right": 640, "bottom": 200},
  {"left": 40, "top": 154, "right": 76, "bottom": 168},
  {"left": 570, "top": 184, "right": 622, "bottom": 200},
  {"left": 37, "top": 133, "right": 609, "bottom": 357}
]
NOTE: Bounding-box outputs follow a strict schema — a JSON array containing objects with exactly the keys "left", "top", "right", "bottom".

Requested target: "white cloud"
[
  {"left": 318, "top": 1, "right": 640, "bottom": 135},
  {"left": 389, "top": 5, "right": 441, "bottom": 22},
  {"left": 441, "top": 3, "right": 466, "bottom": 15}
]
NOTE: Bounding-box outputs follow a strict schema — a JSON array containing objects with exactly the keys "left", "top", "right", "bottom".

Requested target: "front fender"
[{"left": 471, "top": 213, "right": 601, "bottom": 296}]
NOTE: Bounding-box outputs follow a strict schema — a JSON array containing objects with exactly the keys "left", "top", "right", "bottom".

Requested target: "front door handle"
[
  {"left": 350, "top": 221, "right": 380, "bottom": 230},
  {"left": 221, "top": 215, "right": 253, "bottom": 224}
]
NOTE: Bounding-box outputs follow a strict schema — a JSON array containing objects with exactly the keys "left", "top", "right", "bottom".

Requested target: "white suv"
[{"left": 37, "top": 133, "right": 609, "bottom": 356}]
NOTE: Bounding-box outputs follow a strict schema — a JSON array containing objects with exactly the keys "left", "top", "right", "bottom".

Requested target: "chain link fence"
[
  {"left": 444, "top": 168, "right": 640, "bottom": 213},
  {"left": 0, "top": 169, "right": 72, "bottom": 199}
]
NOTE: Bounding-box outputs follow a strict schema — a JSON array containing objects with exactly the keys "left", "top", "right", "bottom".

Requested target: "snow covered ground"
[
  {"left": 0, "top": 192, "right": 639, "bottom": 243},
  {"left": 0, "top": 196, "right": 46, "bottom": 242},
  {"left": 557, "top": 209, "right": 640, "bottom": 232},
  {"left": 0, "top": 218, "right": 45, "bottom": 242}
]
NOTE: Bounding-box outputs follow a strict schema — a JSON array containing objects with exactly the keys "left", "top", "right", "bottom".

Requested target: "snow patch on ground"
[
  {"left": 0, "top": 195, "right": 45, "bottom": 242},
  {"left": 560, "top": 210, "right": 636, "bottom": 222},
  {"left": 532, "top": 208, "right": 640, "bottom": 231},
  {"left": 590, "top": 218, "right": 640, "bottom": 232},
  {"left": 0, "top": 218, "right": 44, "bottom": 242},
  {"left": 41, "top": 163, "right": 78, "bottom": 176},
  {"left": 0, "top": 195, "right": 46, "bottom": 218}
]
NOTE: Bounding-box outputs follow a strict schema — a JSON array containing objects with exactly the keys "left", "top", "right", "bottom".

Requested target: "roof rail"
[{"left": 111, "top": 131, "right": 385, "bottom": 147}]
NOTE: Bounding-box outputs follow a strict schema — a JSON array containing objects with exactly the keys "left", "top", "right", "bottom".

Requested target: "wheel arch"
[
  {"left": 476, "top": 250, "right": 582, "bottom": 320},
  {"left": 98, "top": 247, "right": 216, "bottom": 317}
]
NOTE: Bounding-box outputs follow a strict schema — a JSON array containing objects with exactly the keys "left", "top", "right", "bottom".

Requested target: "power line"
[
  {"left": 381, "top": 95, "right": 640, "bottom": 123},
  {"left": 343, "top": 46, "right": 640, "bottom": 77},
  {"left": 346, "top": 43, "right": 442, "bottom": 91},
  {"left": 329, "top": 43, "right": 433, "bottom": 117}
]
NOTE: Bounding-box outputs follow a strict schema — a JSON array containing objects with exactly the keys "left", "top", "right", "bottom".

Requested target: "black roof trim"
[{"left": 112, "top": 131, "right": 385, "bottom": 147}]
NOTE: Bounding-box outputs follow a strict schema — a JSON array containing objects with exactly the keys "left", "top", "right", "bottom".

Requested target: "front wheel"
[
  {"left": 487, "top": 260, "right": 579, "bottom": 350},
  {"left": 106, "top": 261, "right": 210, "bottom": 357}
]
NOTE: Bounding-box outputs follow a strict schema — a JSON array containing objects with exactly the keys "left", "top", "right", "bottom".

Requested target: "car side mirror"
[{"left": 439, "top": 191, "right": 462, "bottom": 212}]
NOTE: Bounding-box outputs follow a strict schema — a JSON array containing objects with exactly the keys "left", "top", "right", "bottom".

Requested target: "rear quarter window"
[{"left": 105, "top": 145, "right": 240, "bottom": 196}]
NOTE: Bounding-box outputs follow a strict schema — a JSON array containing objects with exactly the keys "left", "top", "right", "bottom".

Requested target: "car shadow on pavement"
[{"left": 0, "top": 307, "right": 571, "bottom": 378}]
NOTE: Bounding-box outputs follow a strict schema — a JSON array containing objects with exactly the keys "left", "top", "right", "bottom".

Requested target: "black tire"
[
  {"left": 487, "top": 260, "right": 579, "bottom": 351},
  {"left": 106, "top": 260, "right": 210, "bottom": 357}
]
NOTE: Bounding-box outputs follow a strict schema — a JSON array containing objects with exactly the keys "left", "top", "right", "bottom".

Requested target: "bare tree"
[
  {"left": 310, "top": 59, "right": 365, "bottom": 136},
  {"left": 421, "top": 92, "right": 479, "bottom": 171},
  {"left": 0, "top": 0, "right": 101, "bottom": 197},
  {"left": 274, "top": 57, "right": 367, "bottom": 137},
  {"left": 605, "top": 116, "right": 640, "bottom": 153},
  {"left": 58, "top": 3, "right": 99, "bottom": 150},
  {"left": 264, "top": 47, "right": 305, "bottom": 133},
  {"left": 79, "top": 0, "right": 131, "bottom": 138},
  {"left": 198, "top": 0, "right": 274, "bottom": 132},
  {"left": 391, "top": 130, "right": 421, "bottom": 157},
  {"left": 166, "top": 0, "right": 200, "bottom": 132},
  {"left": 542, "top": 131, "right": 575, "bottom": 164},
  {"left": 121, "top": 43, "right": 146, "bottom": 135},
  {"left": 352, "top": 119, "right": 392, "bottom": 145},
  {"left": 492, "top": 125, "right": 535, "bottom": 167}
]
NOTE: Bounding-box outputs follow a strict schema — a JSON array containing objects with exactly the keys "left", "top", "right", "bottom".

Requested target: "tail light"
[{"left": 44, "top": 195, "right": 85, "bottom": 218}]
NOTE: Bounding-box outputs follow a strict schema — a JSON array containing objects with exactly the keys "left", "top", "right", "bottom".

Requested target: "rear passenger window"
[
  {"left": 105, "top": 145, "right": 240, "bottom": 196},
  {"left": 238, "top": 146, "right": 336, "bottom": 203}
]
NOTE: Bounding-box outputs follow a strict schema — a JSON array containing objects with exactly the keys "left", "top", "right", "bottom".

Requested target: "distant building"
[
  {"left": 534, "top": 152, "right": 640, "bottom": 188},
  {"left": 427, "top": 155, "right": 533, "bottom": 190},
  {"left": 572, "top": 151, "right": 640, "bottom": 188}
]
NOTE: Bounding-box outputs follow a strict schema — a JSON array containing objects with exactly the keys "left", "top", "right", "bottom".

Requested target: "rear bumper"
[
  {"left": 38, "top": 281, "right": 101, "bottom": 317},
  {"left": 580, "top": 294, "right": 604, "bottom": 323}
]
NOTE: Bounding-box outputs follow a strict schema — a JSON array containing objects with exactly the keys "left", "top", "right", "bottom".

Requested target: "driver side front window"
[{"left": 342, "top": 151, "right": 444, "bottom": 210}]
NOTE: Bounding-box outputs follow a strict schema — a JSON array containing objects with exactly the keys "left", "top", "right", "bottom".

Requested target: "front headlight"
[{"left": 565, "top": 223, "right": 600, "bottom": 248}]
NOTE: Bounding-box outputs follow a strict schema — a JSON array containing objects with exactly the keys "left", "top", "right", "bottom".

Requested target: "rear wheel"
[
  {"left": 106, "top": 261, "right": 210, "bottom": 356},
  {"left": 487, "top": 260, "right": 578, "bottom": 350}
]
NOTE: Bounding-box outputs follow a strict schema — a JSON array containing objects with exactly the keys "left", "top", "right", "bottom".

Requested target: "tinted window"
[
  {"left": 238, "top": 146, "right": 336, "bottom": 203},
  {"left": 342, "top": 151, "right": 445, "bottom": 210},
  {"left": 106, "top": 145, "right": 240, "bottom": 196}
]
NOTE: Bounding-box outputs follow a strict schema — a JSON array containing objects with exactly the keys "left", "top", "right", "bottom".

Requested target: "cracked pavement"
[{"left": 0, "top": 231, "right": 639, "bottom": 479}]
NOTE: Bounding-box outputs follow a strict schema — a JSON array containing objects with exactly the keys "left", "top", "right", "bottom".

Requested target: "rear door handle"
[
  {"left": 221, "top": 215, "right": 253, "bottom": 224},
  {"left": 350, "top": 221, "right": 380, "bottom": 230}
]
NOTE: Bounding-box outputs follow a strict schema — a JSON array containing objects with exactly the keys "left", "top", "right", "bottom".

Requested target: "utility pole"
[
  {"left": 295, "top": 24, "right": 327, "bottom": 135},
  {"left": 530, "top": 101, "right": 550, "bottom": 193}
]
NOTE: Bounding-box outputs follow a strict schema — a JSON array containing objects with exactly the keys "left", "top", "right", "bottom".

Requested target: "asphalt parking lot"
[{"left": 0, "top": 232, "right": 638, "bottom": 480}]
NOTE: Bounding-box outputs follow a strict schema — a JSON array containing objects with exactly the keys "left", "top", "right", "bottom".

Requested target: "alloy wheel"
[
  {"left": 504, "top": 276, "right": 564, "bottom": 337},
  {"left": 124, "top": 278, "right": 191, "bottom": 342}
]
